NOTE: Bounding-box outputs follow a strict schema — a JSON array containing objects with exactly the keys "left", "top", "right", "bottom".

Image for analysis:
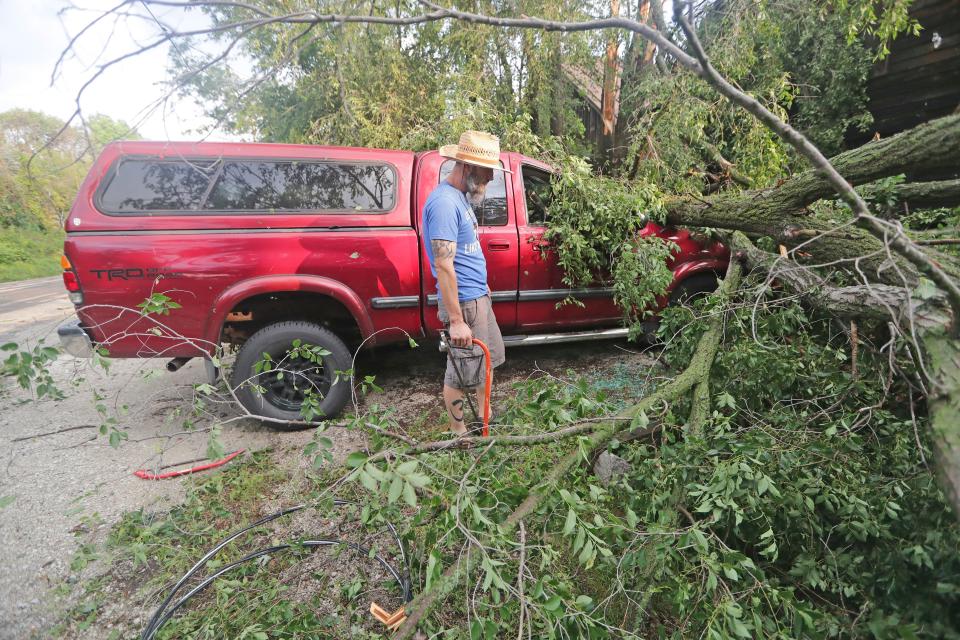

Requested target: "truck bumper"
[{"left": 57, "top": 318, "right": 95, "bottom": 358}]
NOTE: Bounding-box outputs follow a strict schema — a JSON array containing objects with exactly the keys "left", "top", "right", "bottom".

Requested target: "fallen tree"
[{"left": 666, "top": 114, "right": 960, "bottom": 284}]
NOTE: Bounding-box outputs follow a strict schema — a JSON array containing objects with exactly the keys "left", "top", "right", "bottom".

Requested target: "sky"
[
  {"left": 0, "top": 1, "right": 677, "bottom": 142},
  {"left": 0, "top": 0, "right": 226, "bottom": 140}
]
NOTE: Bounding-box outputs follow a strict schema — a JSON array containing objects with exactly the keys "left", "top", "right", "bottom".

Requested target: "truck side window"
[
  {"left": 522, "top": 166, "right": 553, "bottom": 227},
  {"left": 439, "top": 160, "right": 508, "bottom": 226},
  {"left": 98, "top": 158, "right": 220, "bottom": 212},
  {"left": 206, "top": 161, "right": 395, "bottom": 212},
  {"left": 97, "top": 158, "right": 396, "bottom": 214}
]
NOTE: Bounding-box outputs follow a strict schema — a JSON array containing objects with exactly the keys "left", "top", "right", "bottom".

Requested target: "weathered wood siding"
[{"left": 868, "top": 0, "right": 960, "bottom": 137}]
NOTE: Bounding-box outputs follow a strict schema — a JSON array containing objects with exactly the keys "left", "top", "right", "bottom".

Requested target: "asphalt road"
[
  {"left": 0, "top": 277, "right": 66, "bottom": 315},
  {"left": 0, "top": 277, "right": 76, "bottom": 348}
]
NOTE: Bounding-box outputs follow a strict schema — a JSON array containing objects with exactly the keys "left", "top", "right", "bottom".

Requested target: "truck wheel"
[
  {"left": 641, "top": 273, "right": 720, "bottom": 344},
  {"left": 668, "top": 273, "right": 719, "bottom": 306},
  {"left": 231, "top": 321, "right": 352, "bottom": 429}
]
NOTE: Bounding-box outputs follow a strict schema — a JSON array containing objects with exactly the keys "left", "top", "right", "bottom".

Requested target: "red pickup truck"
[{"left": 57, "top": 141, "right": 728, "bottom": 423}]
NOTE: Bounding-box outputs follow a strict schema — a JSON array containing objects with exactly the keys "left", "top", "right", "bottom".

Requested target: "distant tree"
[
  {"left": 0, "top": 109, "right": 138, "bottom": 228},
  {"left": 87, "top": 113, "right": 141, "bottom": 153}
]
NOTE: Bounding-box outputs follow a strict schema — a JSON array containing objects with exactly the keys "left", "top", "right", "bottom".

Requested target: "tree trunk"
[{"left": 665, "top": 114, "right": 960, "bottom": 283}]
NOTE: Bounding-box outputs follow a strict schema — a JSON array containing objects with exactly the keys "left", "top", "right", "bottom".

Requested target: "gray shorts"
[{"left": 438, "top": 295, "right": 506, "bottom": 389}]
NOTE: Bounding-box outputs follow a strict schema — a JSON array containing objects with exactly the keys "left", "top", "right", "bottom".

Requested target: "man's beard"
[{"left": 465, "top": 171, "right": 486, "bottom": 207}]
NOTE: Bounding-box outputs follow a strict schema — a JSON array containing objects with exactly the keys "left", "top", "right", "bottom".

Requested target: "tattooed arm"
[{"left": 432, "top": 239, "right": 472, "bottom": 347}]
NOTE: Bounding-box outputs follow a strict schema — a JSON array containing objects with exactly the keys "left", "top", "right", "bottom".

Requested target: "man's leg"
[
  {"left": 442, "top": 370, "right": 494, "bottom": 435},
  {"left": 443, "top": 384, "right": 470, "bottom": 435}
]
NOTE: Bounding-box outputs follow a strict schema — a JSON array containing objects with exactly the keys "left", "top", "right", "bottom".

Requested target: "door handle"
[{"left": 487, "top": 241, "right": 511, "bottom": 251}]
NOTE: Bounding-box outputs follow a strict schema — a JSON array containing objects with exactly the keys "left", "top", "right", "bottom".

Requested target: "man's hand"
[{"left": 449, "top": 318, "right": 473, "bottom": 348}]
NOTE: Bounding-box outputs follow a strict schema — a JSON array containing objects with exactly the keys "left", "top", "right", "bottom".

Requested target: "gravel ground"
[
  {"left": 0, "top": 280, "right": 658, "bottom": 639},
  {"left": 0, "top": 288, "right": 331, "bottom": 638}
]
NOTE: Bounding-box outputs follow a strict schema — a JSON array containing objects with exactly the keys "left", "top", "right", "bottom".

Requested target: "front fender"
[
  {"left": 205, "top": 274, "right": 375, "bottom": 349},
  {"left": 669, "top": 258, "right": 730, "bottom": 292}
]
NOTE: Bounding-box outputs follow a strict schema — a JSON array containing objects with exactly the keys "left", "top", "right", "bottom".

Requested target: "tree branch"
[
  {"left": 395, "top": 259, "right": 743, "bottom": 638},
  {"left": 725, "top": 231, "right": 948, "bottom": 327},
  {"left": 366, "top": 420, "right": 611, "bottom": 464},
  {"left": 674, "top": 7, "right": 960, "bottom": 328},
  {"left": 863, "top": 178, "right": 960, "bottom": 215}
]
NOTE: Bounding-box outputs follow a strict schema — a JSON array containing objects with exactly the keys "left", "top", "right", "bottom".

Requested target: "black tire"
[
  {"left": 641, "top": 273, "right": 720, "bottom": 344},
  {"left": 668, "top": 273, "right": 719, "bottom": 307},
  {"left": 231, "top": 321, "right": 352, "bottom": 429}
]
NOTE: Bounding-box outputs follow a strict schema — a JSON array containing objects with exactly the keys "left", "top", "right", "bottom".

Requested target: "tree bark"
[{"left": 665, "top": 114, "right": 960, "bottom": 284}]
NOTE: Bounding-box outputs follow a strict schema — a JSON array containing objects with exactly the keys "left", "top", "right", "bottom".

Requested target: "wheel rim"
[{"left": 258, "top": 350, "right": 334, "bottom": 413}]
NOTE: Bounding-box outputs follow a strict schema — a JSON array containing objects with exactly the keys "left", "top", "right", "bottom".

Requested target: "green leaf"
[
  {"left": 730, "top": 618, "right": 751, "bottom": 638},
  {"left": 395, "top": 460, "right": 418, "bottom": 475},
  {"left": 757, "top": 476, "right": 769, "bottom": 495},
  {"left": 630, "top": 410, "right": 649, "bottom": 429},
  {"left": 543, "top": 595, "right": 562, "bottom": 612},
  {"left": 345, "top": 452, "right": 367, "bottom": 468},
  {"left": 691, "top": 528, "right": 709, "bottom": 554},
  {"left": 366, "top": 464, "right": 387, "bottom": 482},
  {"left": 0, "top": 495, "right": 15, "bottom": 510},
  {"left": 406, "top": 472, "right": 431, "bottom": 488},
  {"left": 914, "top": 277, "right": 938, "bottom": 300},
  {"left": 563, "top": 508, "right": 577, "bottom": 535},
  {"left": 388, "top": 475, "right": 403, "bottom": 503},
  {"left": 425, "top": 552, "right": 440, "bottom": 590},
  {"left": 402, "top": 481, "right": 418, "bottom": 507},
  {"left": 359, "top": 469, "right": 378, "bottom": 492},
  {"left": 577, "top": 539, "right": 594, "bottom": 565}
]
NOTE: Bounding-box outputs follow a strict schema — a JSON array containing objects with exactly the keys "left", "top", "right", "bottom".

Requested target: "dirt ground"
[{"left": 0, "top": 281, "right": 658, "bottom": 639}]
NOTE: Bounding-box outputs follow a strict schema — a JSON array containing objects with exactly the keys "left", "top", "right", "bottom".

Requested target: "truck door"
[
  {"left": 515, "top": 163, "right": 622, "bottom": 331},
  {"left": 415, "top": 152, "right": 519, "bottom": 335}
]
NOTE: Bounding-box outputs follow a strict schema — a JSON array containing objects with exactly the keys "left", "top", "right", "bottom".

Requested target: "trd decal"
[{"left": 89, "top": 268, "right": 185, "bottom": 281}]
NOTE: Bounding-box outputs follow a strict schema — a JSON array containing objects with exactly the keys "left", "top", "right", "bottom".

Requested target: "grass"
[
  {"left": 57, "top": 450, "right": 407, "bottom": 640},
  {"left": 0, "top": 226, "right": 64, "bottom": 282}
]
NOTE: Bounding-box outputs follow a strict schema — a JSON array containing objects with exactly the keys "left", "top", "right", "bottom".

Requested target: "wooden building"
[{"left": 866, "top": 0, "right": 960, "bottom": 138}]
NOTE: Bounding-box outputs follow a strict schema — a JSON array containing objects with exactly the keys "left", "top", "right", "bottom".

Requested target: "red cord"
[
  {"left": 471, "top": 338, "right": 492, "bottom": 437},
  {"left": 134, "top": 449, "right": 245, "bottom": 480}
]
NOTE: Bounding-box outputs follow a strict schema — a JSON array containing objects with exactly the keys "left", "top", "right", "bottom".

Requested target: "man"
[{"left": 422, "top": 131, "right": 508, "bottom": 436}]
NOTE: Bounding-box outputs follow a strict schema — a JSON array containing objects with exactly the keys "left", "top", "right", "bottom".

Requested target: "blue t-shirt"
[{"left": 422, "top": 181, "right": 488, "bottom": 303}]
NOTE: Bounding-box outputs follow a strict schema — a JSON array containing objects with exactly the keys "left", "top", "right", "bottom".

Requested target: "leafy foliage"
[
  {"left": 0, "top": 109, "right": 138, "bottom": 281},
  {"left": 174, "top": 0, "right": 603, "bottom": 152},
  {"left": 1, "top": 339, "right": 63, "bottom": 400},
  {"left": 624, "top": 0, "right": 919, "bottom": 194}
]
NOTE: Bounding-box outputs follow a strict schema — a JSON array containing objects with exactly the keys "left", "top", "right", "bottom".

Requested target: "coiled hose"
[{"left": 140, "top": 500, "right": 411, "bottom": 639}]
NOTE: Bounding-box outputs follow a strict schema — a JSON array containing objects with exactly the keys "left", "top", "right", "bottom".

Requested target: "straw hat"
[{"left": 439, "top": 130, "right": 512, "bottom": 173}]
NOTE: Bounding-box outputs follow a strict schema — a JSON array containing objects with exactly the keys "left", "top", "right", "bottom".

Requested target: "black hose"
[
  {"left": 140, "top": 503, "right": 321, "bottom": 639},
  {"left": 148, "top": 539, "right": 406, "bottom": 636},
  {"left": 140, "top": 500, "right": 411, "bottom": 640}
]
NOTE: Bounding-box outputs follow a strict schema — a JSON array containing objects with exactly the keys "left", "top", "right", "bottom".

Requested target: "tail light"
[{"left": 61, "top": 255, "right": 84, "bottom": 305}]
